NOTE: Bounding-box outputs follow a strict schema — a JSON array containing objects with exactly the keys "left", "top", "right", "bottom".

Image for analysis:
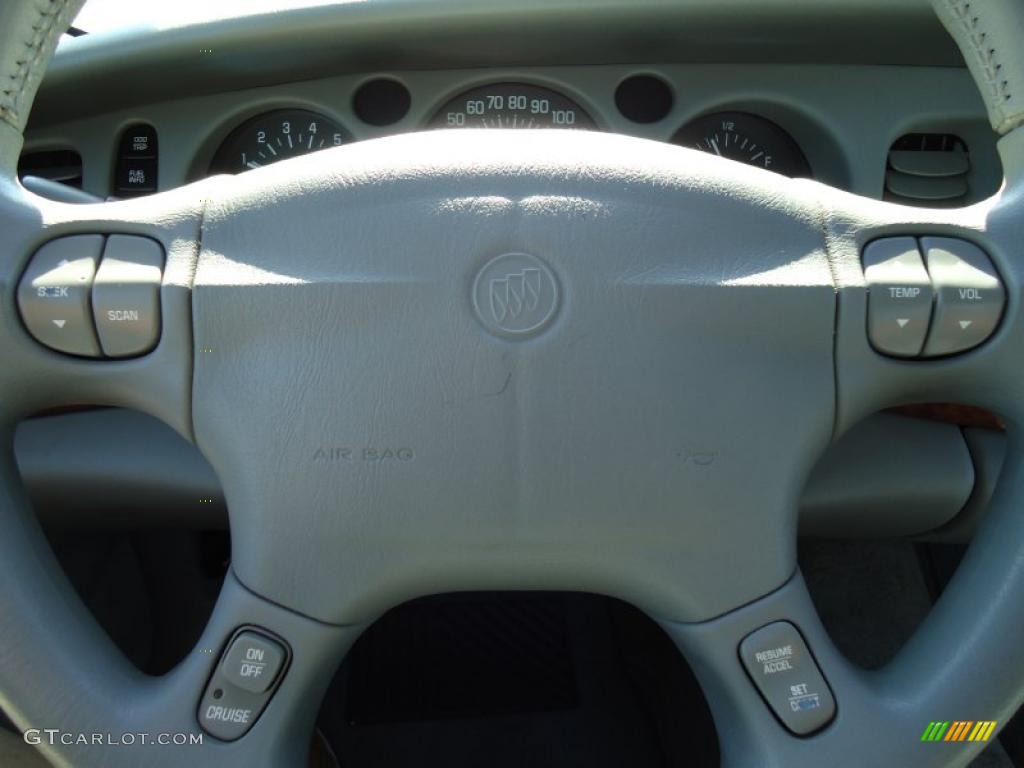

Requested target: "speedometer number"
[{"left": 431, "top": 83, "right": 595, "bottom": 130}]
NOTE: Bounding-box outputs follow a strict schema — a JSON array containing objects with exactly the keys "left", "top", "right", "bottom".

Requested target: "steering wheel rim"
[{"left": 1, "top": 2, "right": 1024, "bottom": 767}]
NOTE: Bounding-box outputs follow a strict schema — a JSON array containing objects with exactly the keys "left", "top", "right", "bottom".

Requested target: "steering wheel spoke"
[
  {"left": 0, "top": 522, "right": 362, "bottom": 766},
  {"left": 815, "top": 161, "right": 1024, "bottom": 433},
  {"left": 0, "top": 180, "right": 207, "bottom": 435},
  {"left": 662, "top": 568, "right": 1013, "bottom": 768}
]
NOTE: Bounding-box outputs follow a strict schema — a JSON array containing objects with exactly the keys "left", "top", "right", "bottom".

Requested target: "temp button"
[
  {"left": 91, "top": 235, "right": 164, "bottom": 357},
  {"left": 863, "top": 237, "right": 933, "bottom": 357}
]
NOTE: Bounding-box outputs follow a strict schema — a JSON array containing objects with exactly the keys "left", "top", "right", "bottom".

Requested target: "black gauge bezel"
[
  {"left": 208, "top": 108, "right": 350, "bottom": 175},
  {"left": 670, "top": 111, "right": 812, "bottom": 178}
]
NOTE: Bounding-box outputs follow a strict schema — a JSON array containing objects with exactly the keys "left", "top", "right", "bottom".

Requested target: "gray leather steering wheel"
[{"left": 2, "top": 1, "right": 1024, "bottom": 766}]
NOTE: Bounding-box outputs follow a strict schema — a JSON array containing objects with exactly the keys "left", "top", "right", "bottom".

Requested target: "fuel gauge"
[{"left": 670, "top": 111, "right": 811, "bottom": 177}]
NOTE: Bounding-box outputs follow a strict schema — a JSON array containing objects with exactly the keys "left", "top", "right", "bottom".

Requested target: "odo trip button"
[
  {"left": 862, "top": 237, "right": 933, "bottom": 357},
  {"left": 739, "top": 621, "right": 836, "bottom": 736}
]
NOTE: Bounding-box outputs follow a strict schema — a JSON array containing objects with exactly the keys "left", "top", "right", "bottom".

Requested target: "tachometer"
[
  {"left": 670, "top": 112, "right": 810, "bottom": 177},
  {"left": 430, "top": 83, "right": 595, "bottom": 129},
  {"left": 209, "top": 109, "right": 349, "bottom": 174}
]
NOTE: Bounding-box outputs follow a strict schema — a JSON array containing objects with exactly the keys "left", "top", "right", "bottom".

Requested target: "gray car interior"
[{"left": 2, "top": 0, "right": 1024, "bottom": 766}]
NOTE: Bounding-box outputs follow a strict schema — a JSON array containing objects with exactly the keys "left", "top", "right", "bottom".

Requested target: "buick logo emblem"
[
  {"left": 472, "top": 253, "right": 559, "bottom": 337},
  {"left": 490, "top": 268, "right": 541, "bottom": 323}
]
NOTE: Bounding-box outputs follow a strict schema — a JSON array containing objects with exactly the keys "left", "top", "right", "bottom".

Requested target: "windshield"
[{"left": 71, "top": 0, "right": 357, "bottom": 35}]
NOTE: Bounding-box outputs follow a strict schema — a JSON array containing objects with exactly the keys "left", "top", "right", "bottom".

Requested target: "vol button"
[{"left": 921, "top": 237, "right": 1004, "bottom": 356}]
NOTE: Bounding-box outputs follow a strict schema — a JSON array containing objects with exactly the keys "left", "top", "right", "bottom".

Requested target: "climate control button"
[{"left": 862, "top": 237, "right": 933, "bottom": 357}]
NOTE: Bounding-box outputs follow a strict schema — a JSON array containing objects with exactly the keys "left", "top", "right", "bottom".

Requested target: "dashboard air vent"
[
  {"left": 18, "top": 149, "right": 83, "bottom": 188},
  {"left": 885, "top": 133, "right": 969, "bottom": 206}
]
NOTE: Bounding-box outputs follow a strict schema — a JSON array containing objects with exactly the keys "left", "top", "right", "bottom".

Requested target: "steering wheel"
[{"left": 2, "top": 1, "right": 1024, "bottom": 766}]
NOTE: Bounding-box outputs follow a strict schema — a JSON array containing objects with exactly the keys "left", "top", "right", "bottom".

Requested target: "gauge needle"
[{"left": 710, "top": 137, "right": 722, "bottom": 156}]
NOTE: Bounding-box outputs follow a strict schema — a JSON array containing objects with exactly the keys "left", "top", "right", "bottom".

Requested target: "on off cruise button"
[
  {"left": 198, "top": 626, "right": 291, "bottom": 741},
  {"left": 219, "top": 631, "right": 285, "bottom": 694}
]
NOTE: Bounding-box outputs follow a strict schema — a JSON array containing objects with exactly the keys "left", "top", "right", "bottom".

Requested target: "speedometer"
[
  {"left": 209, "top": 109, "right": 349, "bottom": 174},
  {"left": 430, "top": 83, "right": 595, "bottom": 130}
]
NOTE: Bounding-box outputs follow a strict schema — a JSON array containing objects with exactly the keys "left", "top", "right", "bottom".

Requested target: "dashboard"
[{"left": 17, "top": 3, "right": 1007, "bottom": 208}]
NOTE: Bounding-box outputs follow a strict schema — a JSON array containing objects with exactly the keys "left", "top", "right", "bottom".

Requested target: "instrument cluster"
[{"left": 205, "top": 75, "right": 814, "bottom": 180}]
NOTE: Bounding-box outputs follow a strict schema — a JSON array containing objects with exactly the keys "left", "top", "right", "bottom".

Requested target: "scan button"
[{"left": 91, "top": 235, "right": 164, "bottom": 357}]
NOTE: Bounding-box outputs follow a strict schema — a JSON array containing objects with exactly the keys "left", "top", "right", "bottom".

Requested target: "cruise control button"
[
  {"left": 220, "top": 631, "right": 285, "bottom": 694},
  {"left": 862, "top": 237, "right": 932, "bottom": 357},
  {"left": 92, "top": 235, "right": 164, "bottom": 357},
  {"left": 198, "top": 627, "right": 291, "bottom": 741},
  {"left": 921, "top": 237, "right": 1004, "bottom": 356},
  {"left": 198, "top": 683, "right": 267, "bottom": 742},
  {"left": 739, "top": 621, "right": 835, "bottom": 736},
  {"left": 17, "top": 236, "right": 103, "bottom": 357}
]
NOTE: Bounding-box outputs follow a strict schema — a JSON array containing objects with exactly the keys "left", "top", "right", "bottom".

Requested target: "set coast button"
[{"left": 739, "top": 621, "right": 836, "bottom": 736}]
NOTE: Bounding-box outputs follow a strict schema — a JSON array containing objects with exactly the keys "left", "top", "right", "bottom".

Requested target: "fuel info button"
[
  {"left": 739, "top": 621, "right": 835, "bottom": 736},
  {"left": 863, "top": 237, "right": 933, "bottom": 357}
]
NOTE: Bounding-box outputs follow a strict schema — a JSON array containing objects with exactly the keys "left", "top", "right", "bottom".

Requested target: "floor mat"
[
  {"left": 346, "top": 593, "right": 578, "bottom": 723},
  {"left": 318, "top": 593, "right": 718, "bottom": 768}
]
